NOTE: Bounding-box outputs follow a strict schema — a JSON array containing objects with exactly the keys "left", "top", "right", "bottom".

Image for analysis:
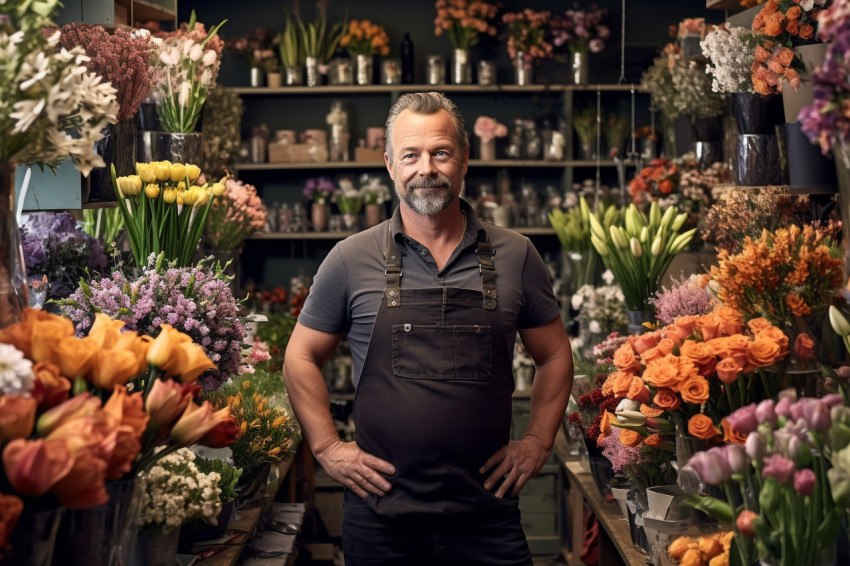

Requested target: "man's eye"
[{"left": 403, "top": 153, "right": 416, "bottom": 160}]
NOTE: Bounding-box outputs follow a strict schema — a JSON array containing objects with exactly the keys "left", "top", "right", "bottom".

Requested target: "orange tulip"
[
  {"left": 86, "top": 314, "right": 126, "bottom": 349},
  {"left": 197, "top": 409, "right": 240, "bottom": 448},
  {"left": 114, "top": 332, "right": 152, "bottom": 377},
  {"left": 145, "top": 379, "right": 198, "bottom": 431},
  {"left": 0, "top": 492, "right": 24, "bottom": 553},
  {"left": 146, "top": 324, "right": 192, "bottom": 372},
  {"left": 53, "top": 336, "right": 98, "bottom": 380},
  {"left": 36, "top": 392, "right": 102, "bottom": 436},
  {"left": 29, "top": 315, "right": 75, "bottom": 363},
  {"left": 89, "top": 349, "right": 141, "bottom": 389},
  {"left": 50, "top": 454, "right": 109, "bottom": 509},
  {"left": 105, "top": 424, "right": 143, "bottom": 480},
  {"left": 103, "top": 385, "right": 149, "bottom": 437},
  {"left": 2, "top": 438, "right": 73, "bottom": 496},
  {"left": 31, "top": 362, "right": 71, "bottom": 410},
  {"left": 170, "top": 401, "right": 229, "bottom": 446},
  {"left": 0, "top": 395, "right": 37, "bottom": 445},
  {"left": 168, "top": 342, "right": 216, "bottom": 383}
]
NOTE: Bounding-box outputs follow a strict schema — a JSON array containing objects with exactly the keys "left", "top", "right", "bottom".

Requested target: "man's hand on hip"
[
  {"left": 315, "top": 440, "right": 396, "bottom": 499},
  {"left": 479, "top": 438, "right": 550, "bottom": 498}
]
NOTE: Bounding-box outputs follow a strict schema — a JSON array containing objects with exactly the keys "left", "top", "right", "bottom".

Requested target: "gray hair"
[{"left": 384, "top": 92, "right": 468, "bottom": 164}]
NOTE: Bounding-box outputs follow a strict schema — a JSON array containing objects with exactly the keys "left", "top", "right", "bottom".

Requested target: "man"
[{"left": 282, "top": 92, "right": 573, "bottom": 565}]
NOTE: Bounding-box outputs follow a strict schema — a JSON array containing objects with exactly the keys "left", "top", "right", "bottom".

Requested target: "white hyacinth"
[{"left": 0, "top": 344, "right": 34, "bottom": 396}]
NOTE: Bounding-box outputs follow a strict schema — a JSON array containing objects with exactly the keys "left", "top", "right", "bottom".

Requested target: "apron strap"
[
  {"left": 477, "top": 236, "right": 498, "bottom": 311},
  {"left": 384, "top": 226, "right": 403, "bottom": 308}
]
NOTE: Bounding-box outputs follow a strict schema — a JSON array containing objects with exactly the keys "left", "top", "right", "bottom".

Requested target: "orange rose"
[
  {"left": 640, "top": 346, "right": 666, "bottom": 365},
  {"left": 0, "top": 395, "right": 37, "bottom": 445},
  {"left": 656, "top": 338, "right": 675, "bottom": 356},
  {"left": 747, "top": 318, "right": 773, "bottom": 334},
  {"left": 679, "top": 548, "right": 704, "bottom": 566},
  {"left": 713, "top": 306, "right": 744, "bottom": 336},
  {"left": 799, "top": 22, "right": 814, "bottom": 39},
  {"left": 168, "top": 342, "right": 216, "bottom": 383},
  {"left": 612, "top": 371, "right": 637, "bottom": 399},
  {"left": 2, "top": 438, "right": 73, "bottom": 496},
  {"left": 786, "top": 5, "right": 801, "bottom": 19},
  {"left": 776, "top": 46, "right": 795, "bottom": 66},
  {"left": 113, "top": 331, "right": 153, "bottom": 378},
  {"left": 627, "top": 378, "right": 651, "bottom": 405},
  {"left": 86, "top": 314, "right": 126, "bottom": 349},
  {"left": 644, "top": 433, "right": 665, "bottom": 448},
  {"left": 696, "top": 314, "right": 722, "bottom": 341},
  {"left": 613, "top": 343, "right": 642, "bottom": 373},
  {"left": 642, "top": 356, "right": 681, "bottom": 390},
  {"left": 793, "top": 333, "right": 815, "bottom": 360},
  {"left": 747, "top": 338, "right": 783, "bottom": 368},
  {"left": 755, "top": 325, "right": 789, "bottom": 354},
  {"left": 630, "top": 331, "right": 661, "bottom": 355},
  {"left": 680, "top": 341, "right": 717, "bottom": 377},
  {"left": 598, "top": 411, "right": 616, "bottom": 443},
  {"left": 619, "top": 428, "right": 644, "bottom": 447},
  {"left": 786, "top": 293, "right": 812, "bottom": 317},
  {"left": 653, "top": 389, "right": 681, "bottom": 411},
  {"left": 721, "top": 417, "right": 748, "bottom": 445},
  {"left": 662, "top": 324, "right": 691, "bottom": 344},
  {"left": 102, "top": 386, "right": 149, "bottom": 438},
  {"left": 673, "top": 315, "right": 700, "bottom": 334},
  {"left": 32, "top": 362, "right": 71, "bottom": 411},
  {"left": 715, "top": 357, "right": 743, "bottom": 384},
  {"left": 688, "top": 413, "right": 720, "bottom": 440},
  {"left": 679, "top": 376, "right": 710, "bottom": 404}
]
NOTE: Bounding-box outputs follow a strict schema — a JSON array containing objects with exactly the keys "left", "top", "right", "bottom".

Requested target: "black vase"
[
  {"left": 689, "top": 115, "right": 723, "bottom": 142},
  {"left": 88, "top": 120, "right": 138, "bottom": 202},
  {"left": 730, "top": 93, "right": 784, "bottom": 135},
  {"left": 734, "top": 134, "right": 781, "bottom": 186},
  {"left": 784, "top": 121, "right": 838, "bottom": 190}
]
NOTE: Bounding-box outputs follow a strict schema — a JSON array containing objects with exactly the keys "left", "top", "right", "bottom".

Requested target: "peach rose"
[
  {"left": 747, "top": 338, "right": 783, "bottom": 368},
  {"left": 656, "top": 338, "right": 676, "bottom": 356},
  {"left": 713, "top": 306, "right": 744, "bottom": 336},
  {"left": 680, "top": 376, "right": 710, "bottom": 404},
  {"left": 613, "top": 343, "right": 642, "bottom": 373},
  {"left": 644, "top": 433, "right": 665, "bottom": 448},
  {"left": 640, "top": 346, "right": 666, "bottom": 365},
  {"left": 630, "top": 331, "right": 661, "bottom": 355},
  {"left": 611, "top": 371, "right": 637, "bottom": 399},
  {"left": 747, "top": 318, "right": 773, "bottom": 334},
  {"left": 755, "top": 325, "right": 789, "bottom": 354},
  {"left": 688, "top": 413, "right": 720, "bottom": 440},
  {"left": 2, "top": 438, "right": 73, "bottom": 497},
  {"left": 653, "top": 389, "right": 682, "bottom": 411},
  {"left": 627, "top": 378, "right": 651, "bottom": 404},
  {"left": 793, "top": 333, "right": 815, "bottom": 360},
  {"left": 661, "top": 324, "right": 690, "bottom": 344},
  {"left": 715, "top": 357, "right": 743, "bottom": 384},
  {"left": 619, "top": 428, "right": 644, "bottom": 447},
  {"left": 642, "top": 357, "right": 681, "bottom": 390},
  {"left": 696, "top": 314, "right": 722, "bottom": 341}
]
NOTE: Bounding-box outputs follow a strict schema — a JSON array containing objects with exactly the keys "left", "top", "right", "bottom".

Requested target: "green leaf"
[{"left": 680, "top": 494, "right": 735, "bottom": 525}]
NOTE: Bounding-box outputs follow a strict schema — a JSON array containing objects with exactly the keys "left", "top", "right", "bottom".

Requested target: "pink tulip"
[
  {"left": 727, "top": 404, "right": 759, "bottom": 434},
  {"left": 145, "top": 379, "right": 198, "bottom": 431},
  {"left": 724, "top": 444, "right": 750, "bottom": 475},
  {"left": 35, "top": 393, "right": 102, "bottom": 436},
  {"left": 775, "top": 396, "right": 794, "bottom": 418},
  {"left": 794, "top": 468, "right": 816, "bottom": 496},
  {"left": 791, "top": 398, "right": 832, "bottom": 432},
  {"left": 2, "top": 438, "right": 73, "bottom": 496},
  {"left": 755, "top": 399, "right": 777, "bottom": 427},
  {"left": 685, "top": 447, "right": 732, "bottom": 486},
  {"left": 170, "top": 400, "right": 221, "bottom": 446},
  {"left": 736, "top": 509, "right": 757, "bottom": 537},
  {"left": 745, "top": 432, "right": 766, "bottom": 461},
  {"left": 762, "top": 454, "right": 796, "bottom": 485},
  {"left": 822, "top": 394, "right": 844, "bottom": 408}
]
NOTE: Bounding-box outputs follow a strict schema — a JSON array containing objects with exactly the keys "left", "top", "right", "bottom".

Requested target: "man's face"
[{"left": 385, "top": 109, "right": 468, "bottom": 216}]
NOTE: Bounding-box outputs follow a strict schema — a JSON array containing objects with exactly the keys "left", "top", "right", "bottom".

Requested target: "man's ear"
[{"left": 384, "top": 152, "right": 394, "bottom": 181}]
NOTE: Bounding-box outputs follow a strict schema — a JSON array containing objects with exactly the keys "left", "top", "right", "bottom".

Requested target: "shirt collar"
[{"left": 391, "top": 198, "right": 485, "bottom": 247}]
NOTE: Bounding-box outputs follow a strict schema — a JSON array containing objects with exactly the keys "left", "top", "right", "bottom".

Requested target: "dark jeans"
[{"left": 341, "top": 491, "right": 533, "bottom": 566}]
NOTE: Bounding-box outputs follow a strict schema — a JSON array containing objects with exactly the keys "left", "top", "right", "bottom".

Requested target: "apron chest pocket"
[{"left": 392, "top": 324, "right": 492, "bottom": 380}]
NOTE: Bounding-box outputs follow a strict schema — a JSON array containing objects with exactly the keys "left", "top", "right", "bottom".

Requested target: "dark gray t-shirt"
[{"left": 297, "top": 199, "right": 561, "bottom": 387}]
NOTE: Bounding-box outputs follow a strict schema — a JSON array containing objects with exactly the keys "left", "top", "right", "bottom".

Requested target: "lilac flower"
[
  {"left": 649, "top": 275, "right": 714, "bottom": 325},
  {"left": 762, "top": 454, "right": 796, "bottom": 485}
]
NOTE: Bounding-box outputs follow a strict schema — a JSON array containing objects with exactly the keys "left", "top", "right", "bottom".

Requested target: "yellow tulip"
[
  {"left": 146, "top": 324, "right": 192, "bottom": 371},
  {"left": 118, "top": 175, "right": 141, "bottom": 196},
  {"left": 162, "top": 188, "right": 177, "bottom": 204},
  {"left": 114, "top": 331, "right": 152, "bottom": 377},
  {"left": 185, "top": 164, "right": 201, "bottom": 182},
  {"left": 144, "top": 183, "right": 160, "bottom": 199},
  {"left": 54, "top": 336, "right": 98, "bottom": 380},
  {"left": 177, "top": 181, "right": 186, "bottom": 191},
  {"left": 176, "top": 194, "right": 185, "bottom": 206},
  {"left": 30, "top": 316, "right": 75, "bottom": 364},
  {"left": 87, "top": 313, "right": 125, "bottom": 349},
  {"left": 181, "top": 187, "right": 199, "bottom": 206},
  {"left": 211, "top": 182, "right": 225, "bottom": 197},
  {"left": 194, "top": 188, "right": 211, "bottom": 207},
  {"left": 169, "top": 163, "right": 186, "bottom": 183},
  {"left": 89, "top": 349, "right": 139, "bottom": 389},
  {"left": 168, "top": 342, "right": 216, "bottom": 383},
  {"left": 137, "top": 163, "right": 156, "bottom": 184},
  {"left": 153, "top": 161, "right": 171, "bottom": 181}
]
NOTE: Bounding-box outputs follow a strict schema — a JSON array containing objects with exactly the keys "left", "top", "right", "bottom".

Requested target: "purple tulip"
[
  {"left": 727, "top": 404, "right": 759, "bottom": 434},
  {"left": 725, "top": 444, "right": 751, "bottom": 475},
  {"left": 762, "top": 454, "right": 796, "bottom": 485},
  {"left": 746, "top": 432, "right": 766, "bottom": 461},
  {"left": 776, "top": 396, "right": 794, "bottom": 418},
  {"left": 821, "top": 394, "right": 844, "bottom": 408},
  {"left": 686, "top": 447, "right": 732, "bottom": 486},
  {"left": 792, "top": 398, "right": 832, "bottom": 433},
  {"left": 755, "top": 399, "right": 778, "bottom": 427},
  {"left": 794, "top": 468, "right": 816, "bottom": 496}
]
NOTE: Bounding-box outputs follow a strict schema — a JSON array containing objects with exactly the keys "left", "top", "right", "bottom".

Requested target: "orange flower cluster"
[
  {"left": 0, "top": 309, "right": 238, "bottom": 554},
  {"left": 751, "top": 39, "right": 799, "bottom": 96},
  {"left": 753, "top": 0, "right": 817, "bottom": 39},
  {"left": 668, "top": 531, "right": 734, "bottom": 566},
  {"left": 340, "top": 20, "right": 390, "bottom": 56},
  {"left": 628, "top": 157, "right": 679, "bottom": 204},
  {"left": 434, "top": 0, "right": 500, "bottom": 51},
  {"left": 600, "top": 308, "right": 790, "bottom": 445},
  {"left": 710, "top": 224, "right": 844, "bottom": 323}
]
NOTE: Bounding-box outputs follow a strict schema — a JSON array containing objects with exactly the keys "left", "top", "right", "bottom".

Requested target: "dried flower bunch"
[
  {"left": 55, "top": 24, "right": 157, "bottom": 122},
  {"left": 60, "top": 254, "right": 246, "bottom": 391},
  {"left": 549, "top": 2, "right": 609, "bottom": 55},
  {"left": 340, "top": 19, "right": 390, "bottom": 57},
  {"left": 800, "top": 1, "right": 850, "bottom": 153},
  {"left": 701, "top": 24, "right": 765, "bottom": 94},
  {"left": 433, "top": 0, "right": 500, "bottom": 51},
  {"left": 0, "top": 0, "right": 118, "bottom": 176},
  {"left": 205, "top": 178, "right": 267, "bottom": 251},
  {"left": 710, "top": 224, "right": 844, "bottom": 324},
  {"left": 201, "top": 88, "right": 244, "bottom": 180},
  {"left": 502, "top": 9, "right": 554, "bottom": 68}
]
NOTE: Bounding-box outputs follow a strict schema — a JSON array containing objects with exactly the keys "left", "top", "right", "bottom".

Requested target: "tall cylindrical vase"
[
  {"left": 730, "top": 92, "right": 783, "bottom": 135},
  {"left": 514, "top": 51, "right": 532, "bottom": 86},
  {"left": 249, "top": 66, "right": 263, "bottom": 87},
  {"left": 734, "top": 134, "right": 781, "bottom": 186},
  {"left": 356, "top": 54, "right": 373, "bottom": 86},
  {"left": 137, "top": 132, "right": 204, "bottom": 166},
  {"left": 453, "top": 48, "right": 472, "bottom": 85},
  {"left": 89, "top": 119, "right": 138, "bottom": 202},
  {"left": 129, "top": 530, "right": 180, "bottom": 566},
  {"left": 311, "top": 202, "right": 330, "bottom": 232},
  {"left": 306, "top": 56, "right": 320, "bottom": 87},
  {"left": 570, "top": 49, "right": 589, "bottom": 85},
  {"left": 0, "top": 164, "right": 28, "bottom": 329},
  {"left": 478, "top": 137, "right": 496, "bottom": 161}
]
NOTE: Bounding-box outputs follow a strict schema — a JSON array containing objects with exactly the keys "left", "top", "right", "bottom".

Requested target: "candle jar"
[{"left": 381, "top": 58, "right": 401, "bottom": 85}]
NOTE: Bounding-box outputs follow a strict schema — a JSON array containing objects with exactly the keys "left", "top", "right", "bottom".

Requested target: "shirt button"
[{"left": 420, "top": 249, "right": 428, "bottom": 256}]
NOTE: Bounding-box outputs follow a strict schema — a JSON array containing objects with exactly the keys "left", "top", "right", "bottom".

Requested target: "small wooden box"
[{"left": 355, "top": 147, "right": 385, "bottom": 162}]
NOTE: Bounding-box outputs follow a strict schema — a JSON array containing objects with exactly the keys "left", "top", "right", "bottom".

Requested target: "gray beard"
[{"left": 396, "top": 174, "right": 455, "bottom": 215}]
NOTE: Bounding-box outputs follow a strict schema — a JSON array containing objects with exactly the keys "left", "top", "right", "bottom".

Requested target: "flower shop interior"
[{"left": 4, "top": 0, "right": 850, "bottom": 565}]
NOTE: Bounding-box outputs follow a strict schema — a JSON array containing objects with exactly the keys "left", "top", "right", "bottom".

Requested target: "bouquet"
[
  {"left": 599, "top": 424, "right": 677, "bottom": 491},
  {"left": 649, "top": 275, "right": 715, "bottom": 326},
  {"left": 571, "top": 282, "right": 628, "bottom": 350},
  {"left": 138, "top": 448, "right": 222, "bottom": 533},
  {"left": 111, "top": 161, "right": 223, "bottom": 268},
  {"left": 226, "top": 27, "right": 279, "bottom": 72},
  {"left": 60, "top": 254, "right": 246, "bottom": 391},
  {"left": 0, "top": 0, "right": 118, "bottom": 176},
  {"left": 628, "top": 158, "right": 680, "bottom": 204},
  {"left": 502, "top": 9, "right": 554, "bottom": 68},
  {"left": 433, "top": 0, "right": 500, "bottom": 51},
  {"left": 473, "top": 116, "right": 508, "bottom": 142},
  {"left": 151, "top": 11, "right": 226, "bottom": 133},
  {"left": 641, "top": 45, "right": 680, "bottom": 118},
  {"left": 55, "top": 24, "right": 157, "bottom": 122},
  {"left": 799, "top": 1, "right": 850, "bottom": 154},
  {"left": 549, "top": 3, "right": 609, "bottom": 55},
  {"left": 204, "top": 178, "right": 267, "bottom": 251},
  {"left": 701, "top": 24, "right": 765, "bottom": 94},
  {"left": 339, "top": 20, "right": 390, "bottom": 57},
  {"left": 334, "top": 178, "right": 363, "bottom": 215},
  {"left": 588, "top": 201, "right": 696, "bottom": 312},
  {"left": 20, "top": 212, "right": 109, "bottom": 301},
  {"left": 303, "top": 176, "right": 336, "bottom": 205}
]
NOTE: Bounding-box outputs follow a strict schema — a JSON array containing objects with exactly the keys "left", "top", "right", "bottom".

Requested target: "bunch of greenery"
[
  {"left": 195, "top": 457, "right": 243, "bottom": 504},
  {"left": 297, "top": 2, "right": 346, "bottom": 63},
  {"left": 256, "top": 312, "right": 298, "bottom": 372}
]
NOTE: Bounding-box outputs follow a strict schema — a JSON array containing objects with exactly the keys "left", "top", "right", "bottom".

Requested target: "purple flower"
[
  {"left": 727, "top": 404, "right": 759, "bottom": 435},
  {"left": 755, "top": 399, "right": 778, "bottom": 427},
  {"left": 762, "top": 454, "right": 796, "bottom": 485},
  {"left": 745, "top": 432, "right": 766, "bottom": 461},
  {"left": 724, "top": 444, "right": 750, "bottom": 475},
  {"left": 790, "top": 398, "right": 832, "bottom": 433},
  {"left": 794, "top": 468, "right": 816, "bottom": 496},
  {"left": 685, "top": 447, "right": 732, "bottom": 486}
]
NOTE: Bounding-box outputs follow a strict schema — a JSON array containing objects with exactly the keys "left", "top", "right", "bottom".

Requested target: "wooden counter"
[{"left": 554, "top": 430, "right": 648, "bottom": 566}]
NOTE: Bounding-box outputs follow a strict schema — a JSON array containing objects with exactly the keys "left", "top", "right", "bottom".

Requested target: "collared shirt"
[{"left": 297, "top": 198, "right": 561, "bottom": 387}]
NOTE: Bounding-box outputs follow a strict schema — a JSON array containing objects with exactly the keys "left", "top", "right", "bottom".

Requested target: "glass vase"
[
  {"left": 514, "top": 51, "right": 532, "bottom": 86},
  {"left": 0, "top": 164, "right": 28, "bottom": 329},
  {"left": 305, "top": 56, "right": 320, "bottom": 87},
  {"left": 285, "top": 66, "right": 303, "bottom": 86},
  {"left": 627, "top": 309, "right": 655, "bottom": 336},
  {"left": 129, "top": 530, "right": 180, "bottom": 566},
  {"left": 570, "top": 49, "right": 589, "bottom": 85},
  {"left": 3, "top": 504, "right": 64, "bottom": 566},
  {"left": 249, "top": 66, "right": 263, "bottom": 87},
  {"left": 356, "top": 54, "right": 373, "bottom": 86},
  {"left": 452, "top": 48, "right": 472, "bottom": 85}
]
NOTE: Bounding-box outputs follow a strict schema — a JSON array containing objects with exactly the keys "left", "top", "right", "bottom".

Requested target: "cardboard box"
[
  {"left": 355, "top": 147, "right": 384, "bottom": 162},
  {"left": 314, "top": 490, "right": 344, "bottom": 537},
  {"left": 269, "top": 143, "right": 324, "bottom": 163}
]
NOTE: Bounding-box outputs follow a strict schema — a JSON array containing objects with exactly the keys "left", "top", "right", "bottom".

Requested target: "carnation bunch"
[
  {"left": 502, "top": 9, "right": 554, "bottom": 68},
  {"left": 339, "top": 19, "right": 390, "bottom": 57},
  {"left": 433, "top": 0, "right": 500, "bottom": 51},
  {"left": 701, "top": 24, "right": 764, "bottom": 94},
  {"left": 139, "top": 448, "right": 223, "bottom": 533},
  {"left": 204, "top": 178, "right": 267, "bottom": 251},
  {"left": 20, "top": 212, "right": 109, "bottom": 301},
  {"left": 60, "top": 254, "right": 246, "bottom": 391},
  {"left": 55, "top": 24, "right": 157, "bottom": 122}
]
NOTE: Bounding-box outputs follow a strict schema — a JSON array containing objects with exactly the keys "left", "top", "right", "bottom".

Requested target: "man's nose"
[{"left": 417, "top": 153, "right": 437, "bottom": 176}]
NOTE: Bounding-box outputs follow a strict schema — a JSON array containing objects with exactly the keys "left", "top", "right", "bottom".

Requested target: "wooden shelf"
[
  {"left": 235, "top": 160, "right": 623, "bottom": 171},
  {"left": 227, "top": 84, "right": 644, "bottom": 96},
  {"left": 118, "top": 0, "right": 176, "bottom": 22},
  {"left": 706, "top": 0, "right": 745, "bottom": 9},
  {"left": 248, "top": 227, "right": 556, "bottom": 241}
]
